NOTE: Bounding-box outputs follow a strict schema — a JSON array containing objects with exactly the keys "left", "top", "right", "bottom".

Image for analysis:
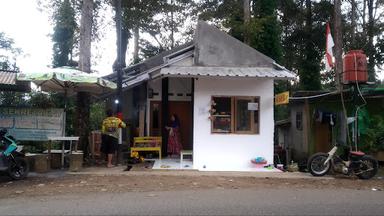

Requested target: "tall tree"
[
  {"left": 243, "top": 0, "right": 251, "bottom": 45},
  {"left": 279, "top": 0, "right": 332, "bottom": 89},
  {"left": 199, "top": 0, "right": 282, "bottom": 62},
  {"left": 0, "top": 32, "right": 25, "bottom": 106},
  {"left": 299, "top": 0, "right": 321, "bottom": 90},
  {"left": 115, "top": 0, "right": 197, "bottom": 63},
  {"left": 343, "top": 0, "right": 384, "bottom": 82},
  {"left": 334, "top": 0, "right": 342, "bottom": 89},
  {"left": 52, "top": 0, "right": 77, "bottom": 67},
  {"left": 76, "top": 0, "right": 94, "bottom": 157},
  {"left": 250, "top": 0, "right": 282, "bottom": 63},
  {"left": 0, "top": 32, "right": 21, "bottom": 71}
]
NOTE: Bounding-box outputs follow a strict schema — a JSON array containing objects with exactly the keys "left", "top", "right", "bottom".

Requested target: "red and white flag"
[{"left": 325, "top": 23, "right": 335, "bottom": 71}]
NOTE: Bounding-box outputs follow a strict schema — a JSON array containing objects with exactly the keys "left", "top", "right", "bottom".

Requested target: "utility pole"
[
  {"left": 334, "top": 0, "right": 343, "bottom": 90},
  {"left": 115, "top": 0, "right": 123, "bottom": 164},
  {"left": 116, "top": 0, "right": 123, "bottom": 117}
]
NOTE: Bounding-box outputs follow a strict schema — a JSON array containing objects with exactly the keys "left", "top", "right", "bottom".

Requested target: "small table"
[
  {"left": 180, "top": 150, "right": 193, "bottom": 165},
  {"left": 47, "top": 136, "right": 79, "bottom": 168}
]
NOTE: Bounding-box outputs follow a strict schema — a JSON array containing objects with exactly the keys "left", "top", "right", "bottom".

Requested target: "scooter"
[
  {"left": 0, "top": 129, "right": 29, "bottom": 180},
  {"left": 308, "top": 114, "right": 378, "bottom": 179}
]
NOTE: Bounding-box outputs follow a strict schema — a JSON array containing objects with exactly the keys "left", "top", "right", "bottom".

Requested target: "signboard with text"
[{"left": 0, "top": 107, "right": 64, "bottom": 141}]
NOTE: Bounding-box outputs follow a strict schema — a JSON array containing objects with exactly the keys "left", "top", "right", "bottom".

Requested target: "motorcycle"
[
  {"left": 0, "top": 129, "right": 29, "bottom": 180},
  {"left": 308, "top": 114, "right": 378, "bottom": 179},
  {"left": 308, "top": 143, "right": 378, "bottom": 179}
]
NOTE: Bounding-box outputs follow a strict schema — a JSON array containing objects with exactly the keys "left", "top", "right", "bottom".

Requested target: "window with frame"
[
  {"left": 211, "top": 96, "right": 260, "bottom": 134},
  {"left": 296, "top": 111, "right": 303, "bottom": 131}
]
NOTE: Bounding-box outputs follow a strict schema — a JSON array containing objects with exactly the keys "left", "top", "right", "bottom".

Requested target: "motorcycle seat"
[{"left": 350, "top": 151, "right": 365, "bottom": 156}]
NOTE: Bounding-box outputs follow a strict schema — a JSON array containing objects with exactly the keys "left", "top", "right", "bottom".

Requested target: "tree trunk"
[
  {"left": 79, "top": 0, "right": 93, "bottom": 73},
  {"left": 170, "top": 0, "right": 175, "bottom": 49},
  {"left": 367, "top": 0, "right": 375, "bottom": 81},
  {"left": 299, "top": 0, "right": 321, "bottom": 90},
  {"left": 76, "top": 0, "right": 93, "bottom": 158},
  {"left": 133, "top": 27, "right": 139, "bottom": 63},
  {"left": 113, "top": 8, "right": 129, "bottom": 71},
  {"left": 333, "top": 0, "right": 343, "bottom": 89},
  {"left": 351, "top": 0, "right": 356, "bottom": 47},
  {"left": 243, "top": 0, "right": 251, "bottom": 45}
]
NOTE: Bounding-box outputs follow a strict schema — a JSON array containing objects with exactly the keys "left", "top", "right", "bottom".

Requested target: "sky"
[
  {"left": 0, "top": 0, "right": 383, "bottom": 80},
  {"left": 0, "top": 0, "right": 116, "bottom": 77}
]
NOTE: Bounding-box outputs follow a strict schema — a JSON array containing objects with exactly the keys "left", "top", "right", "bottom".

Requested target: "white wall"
[
  {"left": 147, "top": 77, "right": 192, "bottom": 102},
  {"left": 193, "top": 77, "right": 274, "bottom": 171}
]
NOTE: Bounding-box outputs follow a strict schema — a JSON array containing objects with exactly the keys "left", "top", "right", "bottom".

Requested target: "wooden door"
[
  {"left": 168, "top": 101, "right": 193, "bottom": 150},
  {"left": 314, "top": 122, "right": 332, "bottom": 153}
]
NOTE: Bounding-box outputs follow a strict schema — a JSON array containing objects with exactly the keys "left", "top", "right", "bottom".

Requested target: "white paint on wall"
[
  {"left": 147, "top": 78, "right": 192, "bottom": 102},
  {"left": 193, "top": 77, "right": 274, "bottom": 171}
]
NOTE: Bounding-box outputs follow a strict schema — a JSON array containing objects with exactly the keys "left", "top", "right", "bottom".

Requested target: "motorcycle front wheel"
[
  {"left": 8, "top": 157, "right": 29, "bottom": 180},
  {"left": 308, "top": 153, "right": 331, "bottom": 176},
  {"left": 356, "top": 155, "right": 378, "bottom": 180}
]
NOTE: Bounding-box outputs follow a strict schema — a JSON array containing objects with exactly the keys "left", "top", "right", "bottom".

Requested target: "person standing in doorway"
[
  {"left": 101, "top": 109, "right": 126, "bottom": 168},
  {"left": 166, "top": 114, "right": 182, "bottom": 157}
]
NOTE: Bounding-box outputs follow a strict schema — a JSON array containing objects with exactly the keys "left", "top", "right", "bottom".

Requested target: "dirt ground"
[{"left": 0, "top": 170, "right": 383, "bottom": 199}]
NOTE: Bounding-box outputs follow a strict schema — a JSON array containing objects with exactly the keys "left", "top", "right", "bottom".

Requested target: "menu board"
[{"left": 0, "top": 107, "right": 64, "bottom": 141}]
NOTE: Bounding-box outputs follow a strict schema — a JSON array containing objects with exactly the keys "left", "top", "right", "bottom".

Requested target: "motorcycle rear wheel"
[
  {"left": 308, "top": 153, "right": 331, "bottom": 176},
  {"left": 356, "top": 155, "right": 378, "bottom": 180},
  {"left": 8, "top": 157, "right": 29, "bottom": 180}
]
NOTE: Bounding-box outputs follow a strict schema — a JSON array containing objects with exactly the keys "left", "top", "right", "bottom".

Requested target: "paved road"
[{"left": 0, "top": 188, "right": 383, "bottom": 215}]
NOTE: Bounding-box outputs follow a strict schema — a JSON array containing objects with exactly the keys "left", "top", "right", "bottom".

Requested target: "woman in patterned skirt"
[{"left": 166, "top": 114, "right": 182, "bottom": 158}]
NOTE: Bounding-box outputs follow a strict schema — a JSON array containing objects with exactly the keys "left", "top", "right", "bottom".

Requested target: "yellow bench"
[{"left": 131, "top": 136, "right": 162, "bottom": 159}]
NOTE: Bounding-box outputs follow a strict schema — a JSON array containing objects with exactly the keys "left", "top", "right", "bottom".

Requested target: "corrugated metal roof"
[
  {"left": 0, "top": 71, "right": 17, "bottom": 85},
  {"left": 160, "top": 66, "right": 296, "bottom": 79}
]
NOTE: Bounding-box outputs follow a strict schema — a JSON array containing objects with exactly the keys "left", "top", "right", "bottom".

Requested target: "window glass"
[
  {"left": 254, "top": 99, "right": 260, "bottom": 133},
  {"left": 210, "top": 96, "right": 260, "bottom": 134},
  {"left": 211, "top": 97, "right": 232, "bottom": 133},
  {"left": 235, "top": 99, "right": 252, "bottom": 132},
  {"left": 296, "top": 112, "right": 303, "bottom": 131}
]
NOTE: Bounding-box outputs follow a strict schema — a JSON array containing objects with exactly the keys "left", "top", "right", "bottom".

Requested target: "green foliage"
[
  {"left": 28, "top": 91, "right": 56, "bottom": 108},
  {"left": 199, "top": 0, "right": 282, "bottom": 62},
  {"left": 0, "top": 92, "right": 27, "bottom": 106},
  {"left": 250, "top": 0, "right": 282, "bottom": 63},
  {"left": 121, "top": 0, "right": 198, "bottom": 60},
  {"left": 52, "top": 0, "right": 77, "bottom": 67},
  {"left": 360, "top": 115, "right": 384, "bottom": 153},
  {"left": 279, "top": 0, "right": 333, "bottom": 91},
  {"left": 0, "top": 32, "right": 22, "bottom": 71},
  {"left": 89, "top": 101, "right": 106, "bottom": 131}
]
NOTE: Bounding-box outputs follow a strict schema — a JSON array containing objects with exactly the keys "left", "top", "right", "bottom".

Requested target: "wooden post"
[
  {"left": 191, "top": 78, "right": 194, "bottom": 150},
  {"left": 161, "top": 78, "right": 169, "bottom": 156}
]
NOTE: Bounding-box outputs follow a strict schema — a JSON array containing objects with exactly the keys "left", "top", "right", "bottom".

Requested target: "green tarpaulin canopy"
[{"left": 16, "top": 66, "right": 116, "bottom": 96}]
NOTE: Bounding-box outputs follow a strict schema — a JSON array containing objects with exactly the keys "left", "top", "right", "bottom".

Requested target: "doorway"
[
  {"left": 149, "top": 101, "right": 193, "bottom": 151},
  {"left": 314, "top": 122, "right": 332, "bottom": 153}
]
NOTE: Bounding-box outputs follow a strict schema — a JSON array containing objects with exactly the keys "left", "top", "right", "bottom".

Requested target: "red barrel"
[{"left": 343, "top": 50, "right": 368, "bottom": 84}]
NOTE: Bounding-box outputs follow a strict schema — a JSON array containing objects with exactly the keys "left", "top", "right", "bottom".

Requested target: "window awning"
[{"left": 159, "top": 66, "right": 295, "bottom": 80}]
